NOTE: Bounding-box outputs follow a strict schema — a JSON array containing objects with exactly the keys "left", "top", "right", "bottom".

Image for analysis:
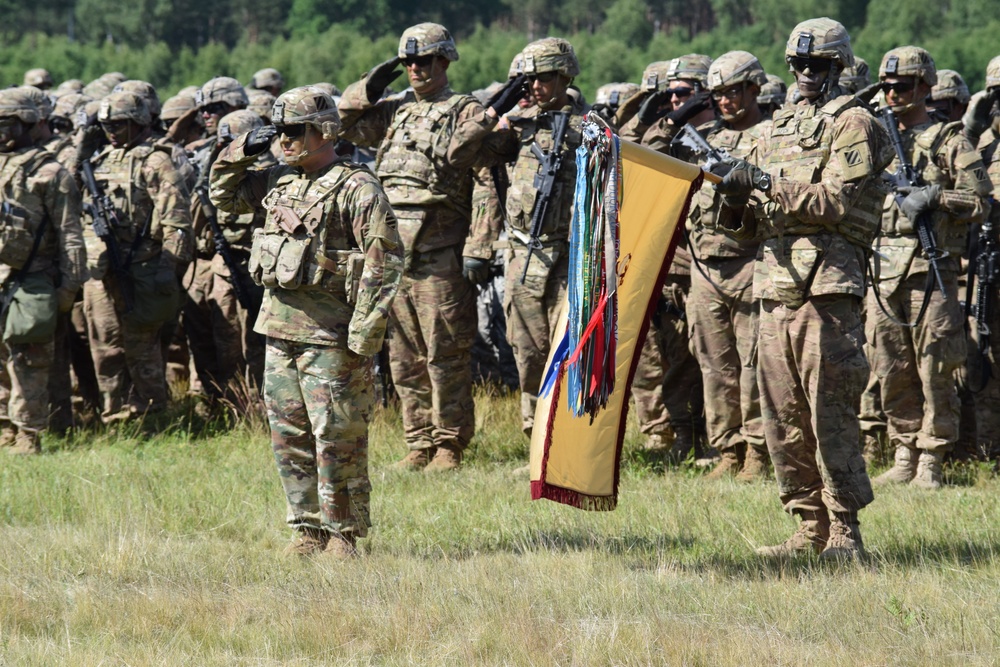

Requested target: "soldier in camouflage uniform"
[
  {"left": 487, "top": 37, "right": 586, "bottom": 436},
  {"left": 716, "top": 18, "right": 892, "bottom": 558},
  {"left": 928, "top": 70, "right": 971, "bottom": 123},
  {"left": 687, "top": 51, "right": 771, "bottom": 481},
  {"left": 210, "top": 86, "right": 403, "bottom": 558},
  {"left": 81, "top": 91, "right": 193, "bottom": 421},
  {"left": 871, "top": 47, "right": 991, "bottom": 489},
  {"left": 247, "top": 68, "right": 284, "bottom": 98},
  {"left": 623, "top": 55, "right": 715, "bottom": 462},
  {"left": 757, "top": 74, "right": 787, "bottom": 118},
  {"left": 23, "top": 69, "right": 53, "bottom": 90},
  {"left": 839, "top": 57, "right": 870, "bottom": 95},
  {"left": 591, "top": 82, "right": 640, "bottom": 128},
  {"left": 338, "top": 23, "right": 524, "bottom": 470},
  {"left": 0, "top": 90, "right": 85, "bottom": 454}
]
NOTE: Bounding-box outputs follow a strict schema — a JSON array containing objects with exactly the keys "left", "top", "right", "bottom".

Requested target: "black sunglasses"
[
  {"left": 666, "top": 87, "right": 694, "bottom": 98},
  {"left": 789, "top": 57, "right": 832, "bottom": 74},
  {"left": 202, "top": 102, "right": 231, "bottom": 116},
  {"left": 276, "top": 123, "right": 307, "bottom": 139},
  {"left": 403, "top": 55, "right": 434, "bottom": 68},
  {"left": 526, "top": 72, "right": 558, "bottom": 84},
  {"left": 100, "top": 120, "right": 130, "bottom": 132},
  {"left": 883, "top": 80, "right": 916, "bottom": 94}
]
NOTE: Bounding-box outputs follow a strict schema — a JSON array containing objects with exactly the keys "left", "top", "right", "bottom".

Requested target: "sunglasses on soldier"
[
  {"left": 275, "top": 123, "right": 307, "bottom": 139},
  {"left": 788, "top": 56, "right": 832, "bottom": 74},
  {"left": 202, "top": 102, "right": 230, "bottom": 116},
  {"left": 666, "top": 86, "right": 694, "bottom": 98},
  {"left": 403, "top": 55, "right": 435, "bottom": 68},
  {"left": 526, "top": 72, "right": 559, "bottom": 84},
  {"left": 882, "top": 80, "right": 916, "bottom": 94}
]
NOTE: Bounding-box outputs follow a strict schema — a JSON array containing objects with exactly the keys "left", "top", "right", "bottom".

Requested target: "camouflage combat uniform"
[{"left": 210, "top": 98, "right": 403, "bottom": 542}]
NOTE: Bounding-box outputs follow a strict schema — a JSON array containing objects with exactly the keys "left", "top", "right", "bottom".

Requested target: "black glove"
[
  {"left": 76, "top": 124, "right": 106, "bottom": 166},
  {"left": 245, "top": 125, "right": 278, "bottom": 156},
  {"left": 463, "top": 256, "right": 491, "bottom": 285},
  {"left": 636, "top": 90, "right": 671, "bottom": 126},
  {"left": 715, "top": 167, "right": 753, "bottom": 208},
  {"left": 855, "top": 82, "right": 884, "bottom": 106},
  {"left": 666, "top": 90, "right": 712, "bottom": 126},
  {"left": 366, "top": 57, "right": 404, "bottom": 103},
  {"left": 487, "top": 75, "right": 527, "bottom": 116},
  {"left": 964, "top": 90, "right": 998, "bottom": 143},
  {"left": 899, "top": 184, "right": 942, "bottom": 220}
]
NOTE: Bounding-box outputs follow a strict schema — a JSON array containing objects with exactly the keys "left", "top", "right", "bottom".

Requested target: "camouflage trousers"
[
  {"left": 0, "top": 340, "right": 54, "bottom": 433},
  {"left": 390, "top": 246, "right": 476, "bottom": 451},
  {"left": 183, "top": 256, "right": 264, "bottom": 399},
  {"left": 83, "top": 277, "right": 170, "bottom": 420},
  {"left": 473, "top": 270, "right": 518, "bottom": 389},
  {"left": 505, "top": 245, "right": 568, "bottom": 434},
  {"left": 687, "top": 256, "right": 764, "bottom": 454},
  {"left": 265, "top": 338, "right": 373, "bottom": 538},
  {"left": 630, "top": 331, "right": 669, "bottom": 436},
  {"left": 757, "top": 295, "right": 873, "bottom": 514},
  {"left": 858, "top": 295, "right": 886, "bottom": 436},
  {"left": 868, "top": 271, "right": 965, "bottom": 453}
]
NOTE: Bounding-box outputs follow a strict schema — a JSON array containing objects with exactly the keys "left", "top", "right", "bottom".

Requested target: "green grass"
[{"left": 1, "top": 389, "right": 999, "bottom": 665}]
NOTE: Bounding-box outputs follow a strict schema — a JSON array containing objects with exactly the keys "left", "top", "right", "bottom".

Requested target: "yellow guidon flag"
[{"left": 530, "top": 138, "right": 705, "bottom": 510}]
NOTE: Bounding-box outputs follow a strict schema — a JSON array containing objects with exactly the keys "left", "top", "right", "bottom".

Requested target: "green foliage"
[{"left": 604, "top": 0, "right": 654, "bottom": 48}]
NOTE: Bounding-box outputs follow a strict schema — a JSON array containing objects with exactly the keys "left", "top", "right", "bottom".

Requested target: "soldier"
[
  {"left": 160, "top": 93, "right": 202, "bottom": 145},
  {"left": 489, "top": 37, "right": 585, "bottom": 437},
  {"left": 248, "top": 90, "right": 277, "bottom": 122},
  {"left": 0, "top": 90, "right": 85, "bottom": 454},
  {"left": 81, "top": 91, "right": 193, "bottom": 421},
  {"left": 210, "top": 86, "right": 403, "bottom": 558},
  {"left": 839, "top": 57, "right": 870, "bottom": 94},
  {"left": 871, "top": 47, "right": 991, "bottom": 488},
  {"left": 196, "top": 77, "right": 249, "bottom": 140},
  {"left": 247, "top": 68, "right": 284, "bottom": 97},
  {"left": 928, "top": 69, "right": 971, "bottom": 123},
  {"left": 757, "top": 74, "right": 787, "bottom": 118},
  {"left": 686, "top": 51, "right": 771, "bottom": 481},
  {"left": 23, "top": 69, "right": 53, "bottom": 90},
  {"left": 338, "top": 23, "right": 524, "bottom": 470},
  {"left": 614, "top": 61, "right": 669, "bottom": 130},
  {"left": 715, "top": 18, "right": 892, "bottom": 558},
  {"left": 591, "top": 82, "right": 639, "bottom": 128}
]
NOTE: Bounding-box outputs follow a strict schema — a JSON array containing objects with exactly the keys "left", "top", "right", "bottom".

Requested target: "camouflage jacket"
[
  {"left": 688, "top": 120, "right": 771, "bottom": 260},
  {"left": 875, "top": 120, "right": 991, "bottom": 293},
  {"left": 338, "top": 83, "right": 498, "bottom": 260},
  {"left": 210, "top": 133, "right": 403, "bottom": 356},
  {"left": 0, "top": 144, "right": 86, "bottom": 291},
  {"left": 740, "top": 95, "right": 894, "bottom": 304},
  {"left": 83, "top": 137, "right": 193, "bottom": 277}
]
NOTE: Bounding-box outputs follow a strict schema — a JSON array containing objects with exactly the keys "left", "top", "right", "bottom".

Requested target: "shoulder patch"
[{"left": 837, "top": 139, "right": 876, "bottom": 182}]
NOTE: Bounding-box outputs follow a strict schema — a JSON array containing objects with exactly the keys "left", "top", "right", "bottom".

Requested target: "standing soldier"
[
  {"left": 757, "top": 74, "right": 787, "bottom": 118},
  {"left": 81, "top": 91, "right": 193, "bottom": 421},
  {"left": 927, "top": 70, "right": 971, "bottom": 123},
  {"left": 247, "top": 68, "right": 284, "bottom": 98},
  {"left": 870, "top": 47, "right": 990, "bottom": 488},
  {"left": 210, "top": 86, "right": 403, "bottom": 558},
  {"left": 338, "top": 23, "right": 524, "bottom": 470},
  {"left": 687, "top": 51, "right": 770, "bottom": 481},
  {"left": 0, "top": 90, "right": 85, "bottom": 454},
  {"left": 492, "top": 37, "right": 586, "bottom": 437},
  {"left": 715, "top": 18, "right": 892, "bottom": 558}
]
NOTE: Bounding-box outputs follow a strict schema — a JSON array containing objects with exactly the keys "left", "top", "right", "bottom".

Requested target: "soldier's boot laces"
[
  {"left": 820, "top": 512, "right": 865, "bottom": 561},
  {"left": 9, "top": 430, "right": 40, "bottom": 456},
  {"left": 756, "top": 511, "right": 829, "bottom": 558},
  {"left": 425, "top": 445, "right": 462, "bottom": 472},
  {"left": 736, "top": 446, "right": 770, "bottom": 483},
  {"left": 910, "top": 450, "right": 944, "bottom": 490},
  {"left": 874, "top": 445, "right": 918, "bottom": 485},
  {"left": 319, "top": 532, "right": 358, "bottom": 561},
  {"left": 0, "top": 423, "right": 17, "bottom": 448},
  {"left": 705, "top": 449, "right": 742, "bottom": 480},
  {"left": 392, "top": 448, "right": 434, "bottom": 471},
  {"left": 283, "top": 527, "right": 328, "bottom": 557}
]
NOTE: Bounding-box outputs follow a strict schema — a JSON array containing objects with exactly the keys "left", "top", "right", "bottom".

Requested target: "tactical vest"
[
  {"left": 507, "top": 108, "right": 584, "bottom": 243},
  {"left": 0, "top": 147, "right": 53, "bottom": 271},
  {"left": 880, "top": 120, "right": 970, "bottom": 256},
  {"left": 759, "top": 97, "right": 887, "bottom": 250},
  {"left": 91, "top": 141, "right": 173, "bottom": 250},
  {"left": 249, "top": 162, "right": 366, "bottom": 298},
  {"left": 375, "top": 94, "right": 475, "bottom": 215}
]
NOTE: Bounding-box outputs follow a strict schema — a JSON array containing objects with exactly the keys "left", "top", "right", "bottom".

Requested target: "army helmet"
[
  {"left": 113, "top": 80, "right": 162, "bottom": 118},
  {"left": 785, "top": 18, "right": 854, "bottom": 69},
  {"left": 271, "top": 85, "right": 341, "bottom": 139},
  {"left": 931, "top": 69, "right": 970, "bottom": 104},
  {"left": 708, "top": 51, "right": 767, "bottom": 91},
  {"left": 311, "top": 82, "right": 342, "bottom": 97},
  {"left": 24, "top": 68, "right": 53, "bottom": 89},
  {"left": 196, "top": 76, "right": 249, "bottom": 110},
  {"left": 839, "top": 57, "right": 870, "bottom": 94},
  {"left": 217, "top": 109, "right": 264, "bottom": 144},
  {"left": 0, "top": 88, "right": 41, "bottom": 125},
  {"left": 54, "top": 79, "right": 84, "bottom": 96},
  {"left": 16, "top": 86, "right": 54, "bottom": 120},
  {"left": 52, "top": 92, "right": 91, "bottom": 123},
  {"left": 248, "top": 91, "right": 277, "bottom": 120},
  {"left": 160, "top": 93, "right": 198, "bottom": 124},
  {"left": 666, "top": 54, "right": 712, "bottom": 87},
  {"left": 98, "top": 91, "right": 152, "bottom": 127},
  {"left": 758, "top": 74, "right": 788, "bottom": 107},
  {"left": 250, "top": 68, "right": 284, "bottom": 91},
  {"left": 879, "top": 46, "right": 937, "bottom": 87},
  {"left": 508, "top": 51, "right": 525, "bottom": 79},
  {"left": 985, "top": 55, "right": 1000, "bottom": 89},
  {"left": 640, "top": 61, "right": 672, "bottom": 92},
  {"left": 398, "top": 23, "right": 459, "bottom": 62},
  {"left": 521, "top": 37, "right": 580, "bottom": 78},
  {"left": 595, "top": 82, "right": 641, "bottom": 106}
]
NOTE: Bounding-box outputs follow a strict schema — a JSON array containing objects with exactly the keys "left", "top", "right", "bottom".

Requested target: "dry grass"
[{"left": 0, "top": 388, "right": 998, "bottom": 665}]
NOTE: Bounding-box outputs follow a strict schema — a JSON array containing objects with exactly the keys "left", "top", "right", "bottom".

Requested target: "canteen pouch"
[{"left": 3, "top": 272, "right": 57, "bottom": 344}]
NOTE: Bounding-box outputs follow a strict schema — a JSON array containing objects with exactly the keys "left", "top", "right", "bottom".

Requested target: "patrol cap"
[
  {"left": 666, "top": 54, "right": 713, "bottom": 86},
  {"left": 271, "top": 85, "right": 341, "bottom": 139},
  {"left": 113, "top": 80, "right": 162, "bottom": 118},
  {"left": 595, "top": 82, "right": 641, "bottom": 106},
  {"left": 879, "top": 46, "right": 937, "bottom": 87},
  {"left": 98, "top": 91, "right": 152, "bottom": 127},
  {"left": 23, "top": 68, "right": 53, "bottom": 89},
  {"left": 785, "top": 18, "right": 854, "bottom": 68},
  {"left": 708, "top": 51, "right": 767, "bottom": 91},
  {"left": 217, "top": 109, "right": 264, "bottom": 144},
  {"left": 398, "top": 23, "right": 459, "bottom": 62},
  {"left": 640, "top": 61, "right": 672, "bottom": 92},
  {"left": 521, "top": 37, "right": 580, "bottom": 78},
  {"left": 0, "top": 88, "right": 40, "bottom": 124},
  {"left": 930, "top": 69, "right": 970, "bottom": 104},
  {"left": 196, "top": 76, "right": 249, "bottom": 110},
  {"left": 250, "top": 68, "right": 284, "bottom": 91}
]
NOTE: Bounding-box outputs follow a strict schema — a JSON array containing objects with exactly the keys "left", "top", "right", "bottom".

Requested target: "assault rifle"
[
  {"left": 194, "top": 184, "right": 256, "bottom": 311},
  {"left": 972, "top": 217, "right": 1000, "bottom": 388},
  {"left": 80, "top": 160, "right": 135, "bottom": 312},
  {"left": 521, "top": 110, "right": 569, "bottom": 284},
  {"left": 670, "top": 123, "right": 730, "bottom": 173},
  {"left": 879, "top": 106, "right": 949, "bottom": 297}
]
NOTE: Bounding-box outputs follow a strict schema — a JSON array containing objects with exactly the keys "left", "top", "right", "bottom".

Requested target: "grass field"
[{"left": 1, "top": 389, "right": 999, "bottom": 665}]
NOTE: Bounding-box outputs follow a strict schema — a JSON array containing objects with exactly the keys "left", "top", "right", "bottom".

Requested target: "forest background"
[{"left": 5, "top": 0, "right": 1000, "bottom": 102}]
